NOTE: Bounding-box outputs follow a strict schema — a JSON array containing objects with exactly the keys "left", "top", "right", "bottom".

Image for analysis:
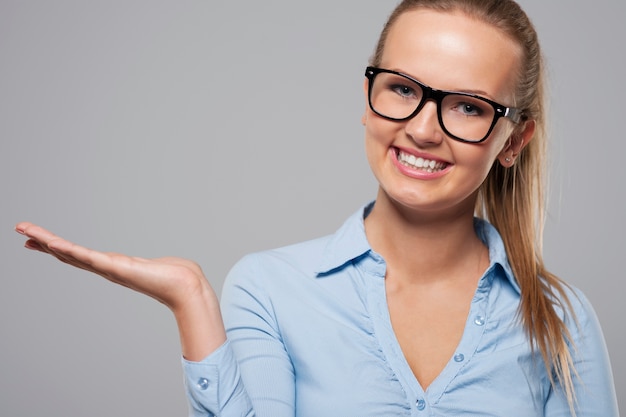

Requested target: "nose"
[{"left": 404, "top": 100, "right": 444, "bottom": 147}]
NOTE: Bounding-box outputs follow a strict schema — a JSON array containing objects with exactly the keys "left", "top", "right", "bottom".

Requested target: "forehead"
[{"left": 381, "top": 9, "right": 521, "bottom": 101}]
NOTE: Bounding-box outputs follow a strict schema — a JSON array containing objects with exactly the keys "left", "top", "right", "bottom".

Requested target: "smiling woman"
[{"left": 5, "top": 0, "right": 622, "bottom": 416}]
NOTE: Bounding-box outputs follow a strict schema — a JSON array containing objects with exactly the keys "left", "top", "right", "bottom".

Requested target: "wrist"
[{"left": 173, "top": 284, "right": 227, "bottom": 361}]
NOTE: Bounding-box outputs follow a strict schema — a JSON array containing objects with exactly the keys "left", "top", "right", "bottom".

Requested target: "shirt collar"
[
  {"left": 474, "top": 217, "right": 521, "bottom": 295},
  {"left": 315, "top": 201, "right": 521, "bottom": 295},
  {"left": 315, "top": 202, "right": 374, "bottom": 276}
]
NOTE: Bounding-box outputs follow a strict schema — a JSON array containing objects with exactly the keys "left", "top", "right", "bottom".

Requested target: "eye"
[
  {"left": 390, "top": 84, "right": 417, "bottom": 98},
  {"left": 456, "top": 102, "right": 483, "bottom": 116},
  {"left": 446, "top": 95, "right": 491, "bottom": 118}
]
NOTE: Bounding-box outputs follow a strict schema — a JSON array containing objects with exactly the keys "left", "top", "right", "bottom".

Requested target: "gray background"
[{"left": 1, "top": 1, "right": 623, "bottom": 415}]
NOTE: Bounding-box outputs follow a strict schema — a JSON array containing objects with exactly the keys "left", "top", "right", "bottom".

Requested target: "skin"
[
  {"left": 15, "top": 7, "right": 535, "bottom": 394},
  {"left": 362, "top": 10, "right": 535, "bottom": 389}
]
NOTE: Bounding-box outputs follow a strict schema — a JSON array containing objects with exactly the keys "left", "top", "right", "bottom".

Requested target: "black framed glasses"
[{"left": 365, "top": 66, "right": 522, "bottom": 143}]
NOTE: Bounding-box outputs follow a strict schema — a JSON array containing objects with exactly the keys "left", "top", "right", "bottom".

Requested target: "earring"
[{"left": 505, "top": 157, "right": 511, "bottom": 163}]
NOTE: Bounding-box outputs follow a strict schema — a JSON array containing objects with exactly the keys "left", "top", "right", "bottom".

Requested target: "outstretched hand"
[
  {"left": 15, "top": 222, "right": 226, "bottom": 360},
  {"left": 15, "top": 222, "right": 207, "bottom": 310}
]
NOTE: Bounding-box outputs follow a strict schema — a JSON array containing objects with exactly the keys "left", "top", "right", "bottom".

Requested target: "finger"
[
  {"left": 45, "top": 238, "right": 124, "bottom": 278},
  {"left": 16, "top": 222, "right": 66, "bottom": 249},
  {"left": 24, "top": 239, "right": 45, "bottom": 252},
  {"left": 17, "top": 223, "right": 119, "bottom": 278},
  {"left": 22, "top": 235, "right": 102, "bottom": 276},
  {"left": 50, "top": 241, "right": 168, "bottom": 298}
]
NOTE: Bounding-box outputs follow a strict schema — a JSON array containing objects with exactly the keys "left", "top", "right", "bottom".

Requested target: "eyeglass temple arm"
[{"left": 504, "top": 107, "right": 522, "bottom": 123}]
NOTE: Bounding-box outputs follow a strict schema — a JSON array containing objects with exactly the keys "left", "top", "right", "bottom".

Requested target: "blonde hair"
[{"left": 371, "top": 0, "right": 578, "bottom": 414}]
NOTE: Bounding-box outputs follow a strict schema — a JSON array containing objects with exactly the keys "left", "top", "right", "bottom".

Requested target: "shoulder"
[
  {"left": 220, "top": 233, "right": 353, "bottom": 332},
  {"left": 554, "top": 283, "right": 606, "bottom": 350},
  {"left": 557, "top": 283, "right": 595, "bottom": 324},
  {"left": 224, "top": 202, "right": 373, "bottom": 292},
  {"left": 223, "top": 234, "right": 334, "bottom": 292}
]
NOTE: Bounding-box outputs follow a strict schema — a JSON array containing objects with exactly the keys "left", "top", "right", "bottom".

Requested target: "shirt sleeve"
[
  {"left": 182, "top": 253, "right": 296, "bottom": 417},
  {"left": 543, "top": 289, "right": 619, "bottom": 417},
  {"left": 182, "top": 340, "right": 254, "bottom": 417},
  {"left": 220, "top": 253, "right": 297, "bottom": 416}
]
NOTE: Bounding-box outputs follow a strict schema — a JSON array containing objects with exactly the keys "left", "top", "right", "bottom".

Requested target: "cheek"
[
  {"left": 363, "top": 118, "right": 396, "bottom": 178},
  {"left": 364, "top": 111, "right": 397, "bottom": 146},
  {"left": 457, "top": 130, "right": 510, "bottom": 176},
  {"left": 464, "top": 125, "right": 512, "bottom": 171},
  {"left": 490, "top": 123, "right": 515, "bottom": 152},
  {"left": 363, "top": 128, "right": 383, "bottom": 170}
]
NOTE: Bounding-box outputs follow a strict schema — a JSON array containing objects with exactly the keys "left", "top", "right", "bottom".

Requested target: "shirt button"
[
  {"left": 474, "top": 315, "right": 486, "bottom": 326},
  {"left": 197, "top": 378, "right": 209, "bottom": 390},
  {"left": 454, "top": 353, "right": 465, "bottom": 362},
  {"left": 416, "top": 399, "right": 426, "bottom": 410}
]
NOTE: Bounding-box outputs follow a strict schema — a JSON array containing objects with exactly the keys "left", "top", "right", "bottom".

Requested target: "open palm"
[{"left": 15, "top": 222, "right": 226, "bottom": 360}]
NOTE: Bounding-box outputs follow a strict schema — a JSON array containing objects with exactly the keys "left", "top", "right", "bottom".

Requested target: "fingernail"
[{"left": 15, "top": 226, "right": 25, "bottom": 235}]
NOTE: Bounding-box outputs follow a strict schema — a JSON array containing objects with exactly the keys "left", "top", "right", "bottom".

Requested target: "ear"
[{"left": 497, "top": 119, "right": 536, "bottom": 167}]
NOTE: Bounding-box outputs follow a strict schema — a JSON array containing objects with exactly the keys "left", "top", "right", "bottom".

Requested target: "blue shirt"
[{"left": 183, "top": 203, "right": 618, "bottom": 416}]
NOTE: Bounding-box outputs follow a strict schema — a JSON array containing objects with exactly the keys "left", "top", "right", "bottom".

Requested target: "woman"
[{"left": 15, "top": 0, "right": 618, "bottom": 415}]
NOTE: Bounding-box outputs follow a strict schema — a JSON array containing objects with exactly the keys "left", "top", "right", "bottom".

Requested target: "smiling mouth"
[{"left": 396, "top": 150, "right": 448, "bottom": 173}]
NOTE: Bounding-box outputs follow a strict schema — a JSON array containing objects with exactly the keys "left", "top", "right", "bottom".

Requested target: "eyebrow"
[
  {"left": 455, "top": 88, "right": 494, "bottom": 99},
  {"left": 389, "top": 67, "right": 496, "bottom": 100}
]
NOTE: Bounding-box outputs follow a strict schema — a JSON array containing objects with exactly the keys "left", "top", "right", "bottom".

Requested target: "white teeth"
[{"left": 397, "top": 151, "right": 446, "bottom": 172}]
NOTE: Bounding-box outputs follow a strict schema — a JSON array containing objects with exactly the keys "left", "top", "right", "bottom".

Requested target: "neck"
[{"left": 364, "top": 188, "right": 488, "bottom": 286}]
